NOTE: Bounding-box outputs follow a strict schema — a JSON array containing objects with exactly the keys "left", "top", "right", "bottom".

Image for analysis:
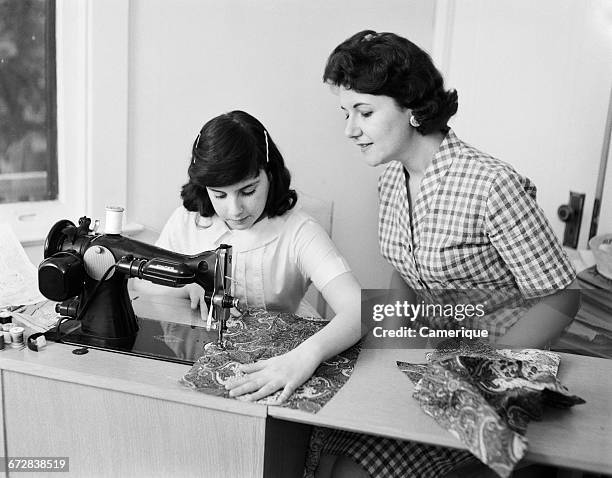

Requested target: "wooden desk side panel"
[{"left": 3, "top": 372, "right": 265, "bottom": 478}]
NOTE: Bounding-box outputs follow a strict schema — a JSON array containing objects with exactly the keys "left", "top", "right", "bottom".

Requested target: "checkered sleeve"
[{"left": 485, "top": 170, "right": 575, "bottom": 299}]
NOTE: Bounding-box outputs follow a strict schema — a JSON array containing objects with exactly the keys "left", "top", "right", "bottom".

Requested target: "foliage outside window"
[{"left": 0, "top": 0, "right": 57, "bottom": 204}]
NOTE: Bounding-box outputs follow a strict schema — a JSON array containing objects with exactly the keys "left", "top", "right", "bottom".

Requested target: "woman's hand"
[
  {"left": 225, "top": 347, "right": 321, "bottom": 403},
  {"left": 497, "top": 280, "right": 580, "bottom": 348}
]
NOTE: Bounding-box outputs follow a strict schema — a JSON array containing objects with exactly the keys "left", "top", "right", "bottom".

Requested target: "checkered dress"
[
  {"left": 308, "top": 130, "right": 576, "bottom": 478},
  {"left": 378, "top": 129, "right": 575, "bottom": 338},
  {"left": 306, "top": 427, "right": 475, "bottom": 478}
]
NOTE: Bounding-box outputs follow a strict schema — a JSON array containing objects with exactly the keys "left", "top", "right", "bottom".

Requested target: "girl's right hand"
[
  {"left": 185, "top": 283, "right": 209, "bottom": 322},
  {"left": 186, "top": 283, "right": 243, "bottom": 323}
]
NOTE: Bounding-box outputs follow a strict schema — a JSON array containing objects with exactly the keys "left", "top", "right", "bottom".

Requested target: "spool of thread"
[
  {"left": 9, "top": 326, "right": 24, "bottom": 349},
  {"left": 104, "top": 206, "right": 125, "bottom": 234},
  {"left": 0, "top": 310, "right": 13, "bottom": 324},
  {"left": 2, "top": 323, "right": 14, "bottom": 345}
]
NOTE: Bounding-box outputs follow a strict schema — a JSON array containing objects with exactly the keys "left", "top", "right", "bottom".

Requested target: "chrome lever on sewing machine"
[{"left": 211, "top": 245, "right": 241, "bottom": 347}]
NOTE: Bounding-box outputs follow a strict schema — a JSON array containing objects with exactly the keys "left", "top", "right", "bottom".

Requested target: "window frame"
[{"left": 0, "top": 0, "right": 130, "bottom": 246}]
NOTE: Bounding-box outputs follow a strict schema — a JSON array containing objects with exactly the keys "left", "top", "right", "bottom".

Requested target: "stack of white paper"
[{"left": 0, "top": 224, "right": 46, "bottom": 308}]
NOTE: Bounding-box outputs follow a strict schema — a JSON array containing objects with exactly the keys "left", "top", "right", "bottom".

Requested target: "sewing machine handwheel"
[{"left": 44, "top": 219, "right": 75, "bottom": 259}]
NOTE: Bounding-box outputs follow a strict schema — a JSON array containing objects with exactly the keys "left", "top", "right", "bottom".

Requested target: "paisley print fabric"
[
  {"left": 397, "top": 339, "right": 585, "bottom": 477},
  {"left": 180, "top": 309, "right": 360, "bottom": 413}
]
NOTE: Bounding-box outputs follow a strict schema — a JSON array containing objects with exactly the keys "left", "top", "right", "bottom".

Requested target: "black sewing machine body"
[{"left": 38, "top": 217, "right": 238, "bottom": 363}]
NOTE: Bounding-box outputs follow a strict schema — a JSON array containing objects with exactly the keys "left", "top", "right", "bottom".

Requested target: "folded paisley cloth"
[
  {"left": 397, "top": 339, "right": 585, "bottom": 478},
  {"left": 180, "top": 309, "right": 361, "bottom": 413}
]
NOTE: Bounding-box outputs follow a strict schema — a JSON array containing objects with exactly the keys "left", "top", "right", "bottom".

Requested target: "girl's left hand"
[{"left": 225, "top": 348, "right": 320, "bottom": 403}]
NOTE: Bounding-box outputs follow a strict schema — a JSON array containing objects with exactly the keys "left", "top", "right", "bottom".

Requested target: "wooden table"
[
  {"left": 0, "top": 296, "right": 305, "bottom": 478},
  {"left": 1, "top": 295, "right": 610, "bottom": 476},
  {"left": 270, "top": 347, "right": 612, "bottom": 474}
]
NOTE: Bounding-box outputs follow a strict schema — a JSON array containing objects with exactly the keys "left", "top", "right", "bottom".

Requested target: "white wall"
[
  {"left": 126, "top": 0, "right": 436, "bottom": 289},
  {"left": 24, "top": 1, "right": 612, "bottom": 277},
  {"left": 597, "top": 124, "right": 612, "bottom": 236},
  {"left": 439, "top": 0, "right": 612, "bottom": 249}
]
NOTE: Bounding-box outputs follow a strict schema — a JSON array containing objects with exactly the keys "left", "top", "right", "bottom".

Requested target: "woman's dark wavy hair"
[
  {"left": 181, "top": 110, "right": 297, "bottom": 218},
  {"left": 323, "top": 30, "right": 458, "bottom": 135}
]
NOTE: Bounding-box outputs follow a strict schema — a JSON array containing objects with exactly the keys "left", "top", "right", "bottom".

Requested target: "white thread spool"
[
  {"left": 9, "top": 326, "right": 24, "bottom": 340},
  {"left": 9, "top": 326, "right": 24, "bottom": 348},
  {"left": 105, "top": 206, "right": 124, "bottom": 234}
]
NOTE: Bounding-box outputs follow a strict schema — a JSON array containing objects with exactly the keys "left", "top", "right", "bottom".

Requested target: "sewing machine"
[{"left": 37, "top": 216, "right": 240, "bottom": 363}]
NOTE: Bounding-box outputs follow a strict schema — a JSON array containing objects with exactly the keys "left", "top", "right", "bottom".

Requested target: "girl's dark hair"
[
  {"left": 323, "top": 30, "right": 458, "bottom": 135},
  {"left": 181, "top": 110, "right": 297, "bottom": 218}
]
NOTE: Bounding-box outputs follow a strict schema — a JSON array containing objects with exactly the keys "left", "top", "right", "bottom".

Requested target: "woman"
[
  {"left": 324, "top": 29, "right": 578, "bottom": 347},
  {"left": 137, "top": 110, "right": 362, "bottom": 403},
  {"left": 311, "top": 30, "right": 579, "bottom": 478}
]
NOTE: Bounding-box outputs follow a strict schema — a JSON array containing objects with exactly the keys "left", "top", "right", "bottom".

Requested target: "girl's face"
[
  {"left": 338, "top": 87, "right": 414, "bottom": 167},
  {"left": 206, "top": 169, "right": 269, "bottom": 230}
]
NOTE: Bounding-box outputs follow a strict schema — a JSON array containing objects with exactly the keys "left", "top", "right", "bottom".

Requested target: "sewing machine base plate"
[{"left": 58, "top": 317, "right": 218, "bottom": 364}]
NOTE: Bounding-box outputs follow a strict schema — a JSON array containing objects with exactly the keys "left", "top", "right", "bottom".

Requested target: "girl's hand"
[
  {"left": 225, "top": 348, "right": 321, "bottom": 403},
  {"left": 186, "top": 283, "right": 243, "bottom": 323},
  {"left": 185, "top": 284, "right": 208, "bottom": 322}
]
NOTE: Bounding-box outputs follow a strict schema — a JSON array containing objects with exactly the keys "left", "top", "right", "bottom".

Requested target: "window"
[
  {"left": 0, "top": 0, "right": 132, "bottom": 245},
  {"left": 0, "top": 0, "right": 57, "bottom": 204}
]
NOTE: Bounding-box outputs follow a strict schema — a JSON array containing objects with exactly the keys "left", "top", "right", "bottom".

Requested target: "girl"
[{"left": 149, "top": 110, "right": 362, "bottom": 403}]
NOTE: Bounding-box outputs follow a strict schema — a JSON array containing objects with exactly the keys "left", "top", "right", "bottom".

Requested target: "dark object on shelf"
[{"left": 578, "top": 265, "right": 612, "bottom": 292}]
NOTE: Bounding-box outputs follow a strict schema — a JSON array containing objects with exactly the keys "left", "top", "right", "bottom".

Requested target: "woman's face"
[
  {"left": 338, "top": 87, "right": 414, "bottom": 167},
  {"left": 206, "top": 169, "right": 269, "bottom": 230}
]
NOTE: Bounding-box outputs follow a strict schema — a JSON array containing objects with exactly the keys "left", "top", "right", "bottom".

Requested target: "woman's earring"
[{"left": 410, "top": 115, "right": 420, "bottom": 128}]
